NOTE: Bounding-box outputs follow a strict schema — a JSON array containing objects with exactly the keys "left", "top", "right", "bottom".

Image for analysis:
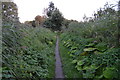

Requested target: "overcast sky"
[{"left": 13, "top": 0, "right": 118, "bottom": 23}]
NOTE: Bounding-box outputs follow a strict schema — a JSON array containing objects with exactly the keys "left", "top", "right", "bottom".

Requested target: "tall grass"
[{"left": 2, "top": 24, "right": 56, "bottom": 78}]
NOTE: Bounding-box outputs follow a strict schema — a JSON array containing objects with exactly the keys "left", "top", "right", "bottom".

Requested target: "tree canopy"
[
  {"left": 43, "top": 2, "right": 64, "bottom": 31},
  {"left": 2, "top": 2, "right": 19, "bottom": 25}
]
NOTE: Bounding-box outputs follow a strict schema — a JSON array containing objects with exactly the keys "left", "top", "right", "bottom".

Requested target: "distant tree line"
[{"left": 24, "top": 2, "right": 64, "bottom": 31}]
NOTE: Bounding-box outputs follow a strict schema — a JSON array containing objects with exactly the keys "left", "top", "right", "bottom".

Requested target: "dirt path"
[{"left": 55, "top": 36, "right": 64, "bottom": 78}]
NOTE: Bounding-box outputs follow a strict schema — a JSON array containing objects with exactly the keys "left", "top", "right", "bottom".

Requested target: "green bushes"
[
  {"left": 73, "top": 48, "right": 119, "bottom": 78},
  {"left": 60, "top": 3, "right": 119, "bottom": 79},
  {"left": 2, "top": 25, "right": 56, "bottom": 78},
  {"left": 60, "top": 33, "right": 120, "bottom": 78}
]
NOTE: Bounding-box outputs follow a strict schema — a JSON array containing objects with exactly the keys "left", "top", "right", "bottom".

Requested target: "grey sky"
[{"left": 13, "top": 0, "right": 118, "bottom": 23}]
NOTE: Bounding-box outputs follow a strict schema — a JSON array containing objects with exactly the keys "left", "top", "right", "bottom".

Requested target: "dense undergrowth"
[
  {"left": 2, "top": 24, "right": 56, "bottom": 78},
  {"left": 1, "top": 1, "right": 120, "bottom": 79},
  {"left": 60, "top": 4, "right": 120, "bottom": 79}
]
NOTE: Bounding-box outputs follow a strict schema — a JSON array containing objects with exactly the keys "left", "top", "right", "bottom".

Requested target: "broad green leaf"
[
  {"left": 94, "top": 51, "right": 103, "bottom": 54},
  {"left": 71, "top": 50, "right": 77, "bottom": 53},
  {"left": 49, "top": 41, "right": 53, "bottom": 44},
  {"left": 95, "top": 75, "right": 104, "bottom": 78},
  {"left": 72, "top": 60, "right": 78, "bottom": 64},
  {"left": 77, "top": 60, "right": 84, "bottom": 66},
  {"left": 70, "top": 54, "right": 74, "bottom": 57},
  {"left": 90, "top": 64, "right": 98, "bottom": 69},
  {"left": 84, "top": 48, "right": 97, "bottom": 52},
  {"left": 83, "top": 66, "right": 89, "bottom": 70},
  {"left": 70, "top": 46, "right": 77, "bottom": 50},
  {"left": 85, "top": 43, "right": 95, "bottom": 47},
  {"left": 75, "top": 65, "right": 82, "bottom": 70}
]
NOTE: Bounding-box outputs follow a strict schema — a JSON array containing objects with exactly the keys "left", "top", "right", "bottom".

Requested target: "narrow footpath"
[{"left": 55, "top": 36, "right": 64, "bottom": 78}]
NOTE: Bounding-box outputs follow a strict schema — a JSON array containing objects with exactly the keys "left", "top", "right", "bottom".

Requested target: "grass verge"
[{"left": 59, "top": 38, "right": 82, "bottom": 78}]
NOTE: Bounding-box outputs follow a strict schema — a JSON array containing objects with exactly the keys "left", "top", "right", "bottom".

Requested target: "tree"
[
  {"left": 50, "top": 9, "right": 64, "bottom": 31},
  {"left": 35, "top": 15, "right": 45, "bottom": 27},
  {"left": 43, "top": 2, "right": 64, "bottom": 31},
  {"left": 2, "top": 2, "right": 19, "bottom": 25},
  {"left": 93, "top": 3, "right": 116, "bottom": 20},
  {"left": 46, "top": 1, "right": 55, "bottom": 17}
]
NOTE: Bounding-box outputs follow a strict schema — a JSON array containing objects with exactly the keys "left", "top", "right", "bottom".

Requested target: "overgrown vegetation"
[
  {"left": 2, "top": 2, "right": 56, "bottom": 78},
  {"left": 1, "top": 1, "right": 120, "bottom": 79},
  {"left": 2, "top": 25, "right": 56, "bottom": 78},
  {"left": 60, "top": 2, "right": 120, "bottom": 79},
  {"left": 60, "top": 43, "right": 82, "bottom": 78}
]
